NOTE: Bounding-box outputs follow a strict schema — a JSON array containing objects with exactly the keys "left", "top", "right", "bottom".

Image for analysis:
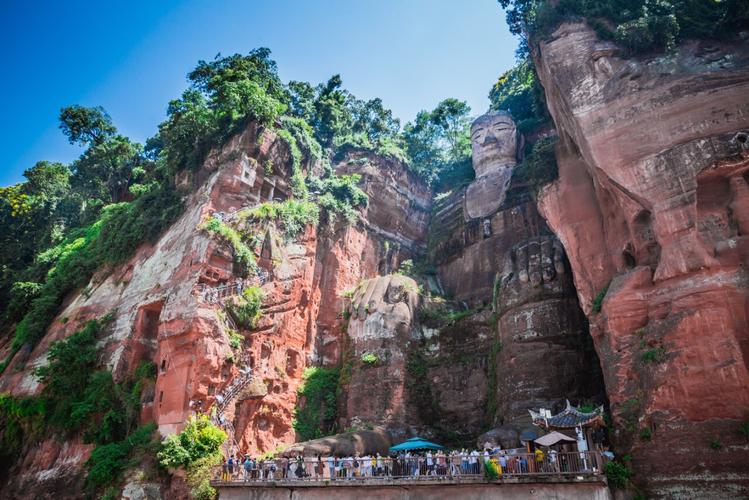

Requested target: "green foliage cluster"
[
  {"left": 241, "top": 199, "right": 319, "bottom": 239},
  {"left": 228, "top": 331, "right": 244, "bottom": 350},
  {"left": 642, "top": 346, "right": 667, "bottom": 364},
  {"left": 739, "top": 419, "right": 749, "bottom": 441},
  {"left": 201, "top": 217, "right": 257, "bottom": 273},
  {"left": 309, "top": 173, "right": 369, "bottom": 223},
  {"left": 499, "top": 0, "right": 749, "bottom": 56},
  {"left": 709, "top": 436, "right": 723, "bottom": 450},
  {"left": 2, "top": 317, "right": 160, "bottom": 492},
  {"left": 159, "top": 49, "right": 288, "bottom": 173},
  {"left": 225, "top": 286, "right": 265, "bottom": 330},
  {"left": 0, "top": 102, "right": 182, "bottom": 370},
  {"left": 287, "top": 75, "right": 401, "bottom": 153},
  {"left": 86, "top": 423, "right": 157, "bottom": 489},
  {"left": 156, "top": 415, "right": 226, "bottom": 500},
  {"left": 0, "top": 394, "right": 45, "bottom": 470},
  {"left": 157, "top": 414, "right": 227, "bottom": 469},
  {"left": 419, "top": 303, "right": 475, "bottom": 328},
  {"left": 402, "top": 98, "right": 473, "bottom": 186},
  {"left": 489, "top": 58, "right": 549, "bottom": 134},
  {"left": 293, "top": 366, "right": 340, "bottom": 441},
  {"left": 513, "top": 136, "right": 559, "bottom": 191},
  {"left": 360, "top": 352, "right": 379, "bottom": 365},
  {"left": 34, "top": 320, "right": 157, "bottom": 445},
  {"left": 395, "top": 258, "right": 437, "bottom": 280},
  {"left": 6, "top": 183, "right": 182, "bottom": 360},
  {"left": 604, "top": 459, "right": 633, "bottom": 488}
]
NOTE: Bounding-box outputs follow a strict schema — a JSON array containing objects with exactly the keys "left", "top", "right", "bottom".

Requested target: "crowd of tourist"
[{"left": 219, "top": 447, "right": 598, "bottom": 482}]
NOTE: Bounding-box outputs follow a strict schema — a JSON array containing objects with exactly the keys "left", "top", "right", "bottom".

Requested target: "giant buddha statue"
[
  {"left": 465, "top": 110, "right": 521, "bottom": 219},
  {"left": 427, "top": 109, "right": 604, "bottom": 447}
]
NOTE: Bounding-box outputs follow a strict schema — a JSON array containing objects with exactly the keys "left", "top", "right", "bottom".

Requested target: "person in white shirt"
[
  {"left": 470, "top": 450, "right": 479, "bottom": 474},
  {"left": 326, "top": 455, "right": 335, "bottom": 480},
  {"left": 426, "top": 451, "right": 434, "bottom": 475}
]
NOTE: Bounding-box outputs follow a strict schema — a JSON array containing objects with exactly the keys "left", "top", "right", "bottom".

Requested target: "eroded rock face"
[
  {"left": 0, "top": 129, "right": 433, "bottom": 497},
  {"left": 343, "top": 274, "right": 420, "bottom": 430},
  {"left": 534, "top": 21, "right": 749, "bottom": 497}
]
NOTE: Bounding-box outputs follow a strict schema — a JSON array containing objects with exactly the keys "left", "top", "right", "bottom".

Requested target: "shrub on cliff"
[
  {"left": 513, "top": 135, "right": 559, "bottom": 191},
  {"left": 0, "top": 394, "right": 45, "bottom": 471},
  {"left": 293, "top": 367, "right": 340, "bottom": 441},
  {"left": 201, "top": 217, "right": 257, "bottom": 274},
  {"left": 489, "top": 58, "right": 549, "bottom": 134},
  {"left": 308, "top": 173, "right": 369, "bottom": 224},
  {"left": 86, "top": 423, "right": 157, "bottom": 489},
  {"left": 157, "top": 414, "right": 227, "bottom": 468},
  {"left": 157, "top": 416, "right": 226, "bottom": 500},
  {"left": 225, "top": 286, "right": 265, "bottom": 330},
  {"left": 604, "top": 459, "right": 633, "bottom": 488},
  {"left": 5, "top": 183, "right": 183, "bottom": 360},
  {"left": 241, "top": 199, "right": 319, "bottom": 239}
]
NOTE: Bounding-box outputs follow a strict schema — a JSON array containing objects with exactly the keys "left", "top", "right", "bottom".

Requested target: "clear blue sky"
[{"left": 0, "top": 0, "right": 517, "bottom": 186}]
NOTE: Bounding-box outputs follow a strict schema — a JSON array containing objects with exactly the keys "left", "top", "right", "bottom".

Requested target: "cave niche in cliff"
[{"left": 127, "top": 301, "right": 163, "bottom": 380}]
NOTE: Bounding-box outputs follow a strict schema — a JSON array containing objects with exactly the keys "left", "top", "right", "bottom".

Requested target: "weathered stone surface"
[
  {"left": 534, "top": 21, "right": 749, "bottom": 497},
  {"left": 281, "top": 427, "right": 392, "bottom": 457},
  {"left": 413, "top": 309, "right": 495, "bottom": 443},
  {"left": 495, "top": 235, "right": 603, "bottom": 427},
  {"left": 342, "top": 274, "right": 420, "bottom": 431}
]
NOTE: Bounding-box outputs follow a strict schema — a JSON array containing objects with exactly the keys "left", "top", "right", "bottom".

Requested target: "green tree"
[
  {"left": 489, "top": 58, "right": 548, "bottom": 133},
  {"left": 71, "top": 135, "right": 142, "bottom": 203},
  {"left": 402, "top": 98, "right": 472, "bottom": 185},
  {"left": 59, "top": 105, "right": 117, "bottom": 147},
  {"left": 158, "top": 50, "right": 287, "bottom": 173},
  {"left": 350, "top": 97, "right": 400, "bottom": 143},
  {"left": 311, "top": 75, "right": 351, "bottom": 148}
]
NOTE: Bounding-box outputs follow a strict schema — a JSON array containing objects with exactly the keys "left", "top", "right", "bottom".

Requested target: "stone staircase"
[{"left": 211, "top": 366, "right": 254, "bottom": 456}]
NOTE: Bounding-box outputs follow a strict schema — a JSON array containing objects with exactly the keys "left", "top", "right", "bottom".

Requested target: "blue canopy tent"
[{"left": 389, "top": 437, "right": 445, "bottom": 453}]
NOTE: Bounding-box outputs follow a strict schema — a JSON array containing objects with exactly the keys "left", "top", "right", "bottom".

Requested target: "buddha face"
[{"left": 471, "top": 112, "right": 518, "bottom": 177}]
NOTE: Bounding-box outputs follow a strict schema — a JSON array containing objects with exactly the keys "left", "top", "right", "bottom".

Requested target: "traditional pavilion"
[
  {"left": 530, "top": 400, "right": 605, "bottom": 431},
  {"left": 529, "top": 400, "right": 606, "bottom": 453}
]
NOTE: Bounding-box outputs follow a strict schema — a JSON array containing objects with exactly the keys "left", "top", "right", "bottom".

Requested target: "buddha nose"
[{"left": 482, "top": 131, "right": 498, "bottom": 145}]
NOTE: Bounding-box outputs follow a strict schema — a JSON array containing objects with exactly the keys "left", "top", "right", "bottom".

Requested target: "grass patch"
[{"left": 592, "top": 281, "right": 610, "bottom": 314}]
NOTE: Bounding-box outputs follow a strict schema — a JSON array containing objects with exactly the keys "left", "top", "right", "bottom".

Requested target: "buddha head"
[{"left": 471, "top": 111, "right": 518, "bottom": 178}]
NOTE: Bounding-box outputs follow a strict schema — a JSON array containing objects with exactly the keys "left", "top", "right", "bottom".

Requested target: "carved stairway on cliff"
[
  {"left": 199, "top": 270, "right": 270, "bottom": 455},
  {"left": 196, "top": 270, "right": 269, "bottom": 303},
  {"left": 211, "top": 366, "right": 254, "bottom": 456}
]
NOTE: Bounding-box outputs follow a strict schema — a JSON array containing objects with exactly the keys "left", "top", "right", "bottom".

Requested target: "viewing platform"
[{"left": 211, "top": 451, "right": 611, "bottom": 499}]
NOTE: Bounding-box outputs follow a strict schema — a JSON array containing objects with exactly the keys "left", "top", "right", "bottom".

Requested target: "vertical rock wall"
[{"left": 534, "top": 21, "right": 749, "bottom": 497}]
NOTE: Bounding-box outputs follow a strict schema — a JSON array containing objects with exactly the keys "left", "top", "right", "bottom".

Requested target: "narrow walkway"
[{"left": 196, "top": 271, "right": 270, "bottom": 303}]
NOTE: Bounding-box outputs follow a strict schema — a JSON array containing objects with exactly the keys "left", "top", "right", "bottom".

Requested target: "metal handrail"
[
  {"left": 197, "top": 271, "right": 269, "bottom": 303},
  {"left": 212, "top": 450, "right": 607, "bottom": 484}
]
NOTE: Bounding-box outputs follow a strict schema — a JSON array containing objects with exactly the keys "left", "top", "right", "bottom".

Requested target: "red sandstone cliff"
[
  {"left": 0, "top": 124, "right": 432, "bottom": 497},
  {"left": 534, "top": 21, "right": 749, "bottom": 498}
]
